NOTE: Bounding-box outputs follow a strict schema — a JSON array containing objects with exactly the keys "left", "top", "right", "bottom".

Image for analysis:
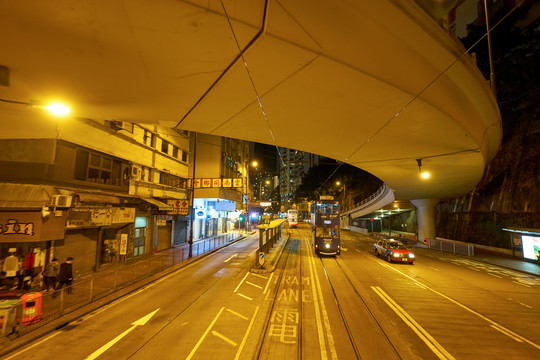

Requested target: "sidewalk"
[
  {"left": 466, "top": 247, "right": 540, "bottom": 277},
  {"left": 0, "top": 231, "right": 254, "bottom": 357},
  {"left": 371, "top": 231, "right": 540, "bottom": 277}
]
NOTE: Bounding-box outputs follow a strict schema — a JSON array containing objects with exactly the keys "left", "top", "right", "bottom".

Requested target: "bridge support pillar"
[{"left": 411, "top": 198, "right": 439, "bottom": 245}]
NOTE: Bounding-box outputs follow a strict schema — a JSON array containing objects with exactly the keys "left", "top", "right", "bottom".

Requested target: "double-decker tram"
[
  {"left": 287, "top": 209, "right": 298, "bottom": 228},
  {"left": 310, "top": 196, "right": 340, "bottom": 255}
]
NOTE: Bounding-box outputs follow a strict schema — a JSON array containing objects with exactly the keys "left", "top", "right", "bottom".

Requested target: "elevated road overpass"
[{"left": 0, "top": 0, "right": 502, "bottom": 242}]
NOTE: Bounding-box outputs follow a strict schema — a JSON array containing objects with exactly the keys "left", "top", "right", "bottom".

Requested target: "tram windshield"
[
  {"left": 315, "top": 226, "right": 339, "bottom": 238},
  {"left": 315, "top": 203, "right": 339, "bottom": 215}
]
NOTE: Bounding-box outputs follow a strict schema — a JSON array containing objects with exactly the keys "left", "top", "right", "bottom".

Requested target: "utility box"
[
  {"left": 20, "top": 292, "right": 42, "bottom": 325},
  {"left": 0, "top": 299, "right": 20, "bottom": 336}
]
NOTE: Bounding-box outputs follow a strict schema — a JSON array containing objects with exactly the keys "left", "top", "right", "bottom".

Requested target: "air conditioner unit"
[
  {"left": 52, "top": 195, "right": 73, "bottom": 208},
  {"left": 107, "top": 120, "right": 125, "bottom": 131},
  {"left": 131, "top": 165, "right": 142, "bottom": 180}
]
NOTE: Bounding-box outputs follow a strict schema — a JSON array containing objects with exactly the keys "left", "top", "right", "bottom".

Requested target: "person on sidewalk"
[
  {"left": 42, "top": 258, "right": 59, "bottom": 293},
  {"left": 53, "top": 257, "right": 73, "bottom": 298}
]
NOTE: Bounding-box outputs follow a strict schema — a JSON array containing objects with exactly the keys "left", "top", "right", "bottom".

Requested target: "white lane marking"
[
  {"left": 85, "top": 308, "right": 160, "bottom": 360},
  {"left": 236, "top": 293, "right": 253, "bottom": 301},
  {"left": 212, "top": 330, "right": 238, "bottom": 346},
  {"left": 519, "top": 302, "right": 532, "bottom": 309},
  {"left": 251, "top": 273, "right": 268, "bottom": 279},
  {"left": 234, "top": 272, "right": 250, "bottom": 293},
  {"left": 513, "top": 281, "right": 530, "bottom": 288},
  {"left": 224, "top": 254, "right": 238, "bottom": 263},
  {"left": 378, "top": 262, "right": 540, "bottom": 350},
  {"left": 187, "top": 307, "right": 225, "bottom": 360},
  {"left": 263, "top": 272, "right": 274, "bottom": 294},
  {"left": 372, "top": 286, "right": 455, "bottom": 360},
  {"left": 226, "top": 308, "right": 249, "bottom": 320},
  {"left": 246, "top": 281, "right": 263, "bottom": 289},
  {"left": 3, "top": 332, "right": 61, "bottom": 360},
  {"left": 234, "top": 306, "right": 260, "bottom": 360}
]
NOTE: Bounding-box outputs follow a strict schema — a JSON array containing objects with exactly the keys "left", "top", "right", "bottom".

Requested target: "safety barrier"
[
  {"left": 5, "top": 231, "right": 243, "bottom": 338},
  {"left": 256, "top": 220, "right": 286, "bottom": 267}
]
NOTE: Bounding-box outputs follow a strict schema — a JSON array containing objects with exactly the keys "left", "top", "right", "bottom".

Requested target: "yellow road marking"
[
  {"left": 379, "top": 262, "right": 540, "bottom": 350},
  {"left": 372, "top": 286, "right": 455, "bottom": 360}
]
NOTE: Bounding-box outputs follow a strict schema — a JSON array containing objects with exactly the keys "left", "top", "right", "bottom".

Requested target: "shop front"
[
  {"left": 67, "top": 207, "right": 136, "bottom": 270},
  {"left": 0, "top": 210, "right": 67, "bottom": 290}
]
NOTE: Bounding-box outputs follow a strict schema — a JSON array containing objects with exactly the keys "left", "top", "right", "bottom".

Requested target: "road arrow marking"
[
  {"left": 85, "top": 308, "right": 160, "bottom": 360},
  {"left": 224, "top": 254, "right": 238, "bottom": 262}
]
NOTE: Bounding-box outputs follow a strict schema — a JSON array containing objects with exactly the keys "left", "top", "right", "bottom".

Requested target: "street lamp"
[{"left": 260, "top": 179, "right": 270, "bottom": 201}]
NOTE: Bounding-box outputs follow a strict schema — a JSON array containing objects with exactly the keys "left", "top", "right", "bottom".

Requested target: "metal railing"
[
  {"left": 5, "top": 231, "right": 243, "bottom": 338},
  {"left": 429, "top": 237, "right": 475, "bottom": 256},
  {"left": 342, "top": 184, "right": 388, "bottom": 213}
]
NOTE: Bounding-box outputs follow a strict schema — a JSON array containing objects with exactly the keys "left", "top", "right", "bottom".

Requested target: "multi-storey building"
[
  {"left": 0, "top": 109, "right": 190, "bottom": 277},
  {"left": 189, "top": 134, "right": 250, "bottom": 240},
  {"left": 278, "top": 148, "right": 319, "bottom": 205}
]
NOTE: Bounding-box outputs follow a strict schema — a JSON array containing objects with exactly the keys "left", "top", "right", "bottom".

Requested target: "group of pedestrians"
[{"left": 42, "top": 256, "right": 74, "bottom": 297}]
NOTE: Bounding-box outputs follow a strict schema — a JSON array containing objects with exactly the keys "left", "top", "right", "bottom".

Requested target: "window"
[
  {"left": 161, "top": 140, "right": 169, "bottom": 154},
  {"left": 74, "top": 149, "right": 122, "bottom": 186},
  {"left": 172, "top": 146, "right": 179, "bottom": 158},
  {"left": 143, "top": 130, "right": 154, "bottom": 147},
  {"left": 182, "top": 151, "right": 188, "bottom": 163},
  {"left": 159, "top": 171, "right": 186, "bottom": 189}
]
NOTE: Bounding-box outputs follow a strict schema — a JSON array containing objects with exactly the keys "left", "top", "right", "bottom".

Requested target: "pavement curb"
[
  {"left": 0, "top": 234, "right": 252, "bottom": 358},
  {"left": 250, "top": 234, "right": 291, "bottom": 274}
]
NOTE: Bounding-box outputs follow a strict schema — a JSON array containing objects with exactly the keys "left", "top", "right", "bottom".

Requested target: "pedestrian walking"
[
  {"left": 53, "top": 256, "right": 73, "bottom": 298},
  {"left": 42, "top": 258, "right": 58, "bottom": 292}
]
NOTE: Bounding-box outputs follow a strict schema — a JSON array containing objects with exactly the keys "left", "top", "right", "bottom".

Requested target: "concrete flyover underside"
[{"left": 0, "top": 0, "right": 501, "bottom": 203}]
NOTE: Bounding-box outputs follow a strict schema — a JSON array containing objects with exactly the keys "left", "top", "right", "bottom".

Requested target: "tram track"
[
  {"left": 254, "top": 233, "right": 306, "bottom": 359},
  {"left": 297, "top": 227, "right": 403, "bottom": 360}
]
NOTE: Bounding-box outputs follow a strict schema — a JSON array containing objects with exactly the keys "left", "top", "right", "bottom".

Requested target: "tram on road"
[
  {"left": 287, "top": 209, "right": 298, "bottom": 228},
  {"left": 310, "top": 196, "right": 340, "bottom": 255}
]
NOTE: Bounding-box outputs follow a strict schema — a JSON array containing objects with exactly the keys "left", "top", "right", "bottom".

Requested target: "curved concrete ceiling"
[{"left": 0, "top": 0, "right": 501, "bottom": 201}]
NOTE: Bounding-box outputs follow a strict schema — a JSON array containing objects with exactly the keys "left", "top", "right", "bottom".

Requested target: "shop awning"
[
  {"left": 140, "top": 198, "right": 173, "bottom": 211},
  {"left": 77, "top": 193, "right": 120, "bottom": 204},
  {"left": 0, "top": 183, "right": 58, "bottom": 209}
]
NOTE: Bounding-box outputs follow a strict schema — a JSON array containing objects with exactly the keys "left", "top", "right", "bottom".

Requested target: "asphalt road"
[{"left": 4, "top": 224, "right": 539, "bottom": 360}]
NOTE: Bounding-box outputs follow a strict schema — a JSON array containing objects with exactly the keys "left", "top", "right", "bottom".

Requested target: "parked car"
[{"left": 373, "top": 239, "right": 415, "bottom": 264}]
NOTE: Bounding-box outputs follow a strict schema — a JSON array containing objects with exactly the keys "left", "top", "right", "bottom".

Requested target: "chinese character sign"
[
  {"left": 233, "top": 178, "right": 243, "bottom": 187},
  {"left": 190, "top": 178, "right": 242, "bottom": 188}
]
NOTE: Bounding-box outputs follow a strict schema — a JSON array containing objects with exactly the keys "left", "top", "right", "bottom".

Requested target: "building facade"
[
  {"left": 278, "top": 148, "right": 319, "bottom": 206},
  {"left": 0, "top": 109, "right": 190, "bottom": 281},
  {"left": 188, "top": 133, "right": 250, "bottom": 240}
]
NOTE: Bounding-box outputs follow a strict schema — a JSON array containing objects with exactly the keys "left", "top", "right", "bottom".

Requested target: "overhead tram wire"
[{"left": 219, "top": 0, "right": 286, "bottom": 169}]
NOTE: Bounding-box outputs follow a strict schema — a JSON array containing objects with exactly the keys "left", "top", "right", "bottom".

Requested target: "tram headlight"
[{"left": 325, "top": 244, "right": 331, "bottom": 249}]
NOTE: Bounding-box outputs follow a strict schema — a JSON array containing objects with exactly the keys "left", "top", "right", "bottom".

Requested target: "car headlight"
[
  {"left": 393, "top": 252, "right": 400, "bottom": 257},
  {"left": 409, "top": 254, "right": 415, "bottom": 258}
]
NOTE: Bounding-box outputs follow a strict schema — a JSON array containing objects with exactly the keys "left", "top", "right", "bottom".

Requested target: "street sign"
[{"left": 258, "top": 252, "right": 265, "bottom": 267}]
